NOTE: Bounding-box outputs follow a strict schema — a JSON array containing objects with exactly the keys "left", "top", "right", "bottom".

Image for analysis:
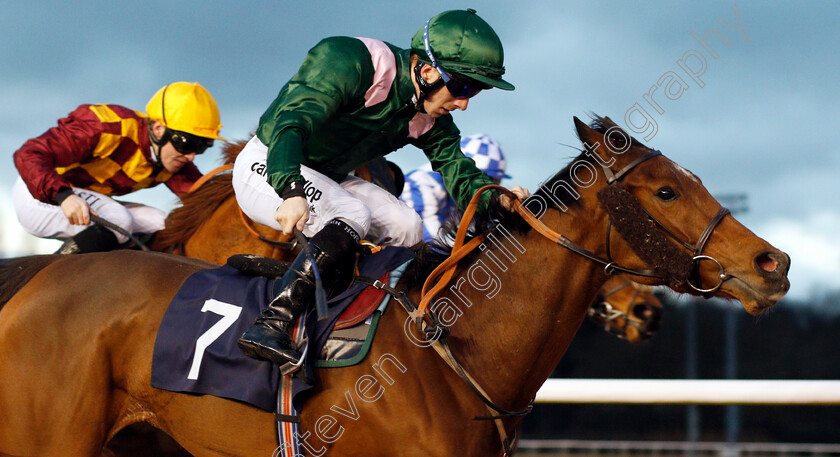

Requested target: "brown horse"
[
  {"left": 150, "top": 140, "right": 298, "bottom": 265},
  {"left": 587, "top": 275, "right": 663, "bottom": 342},
  {"left": 0, "top": 116, "right": 790, "bottom": 456},
  {"left": 152, "top": 141, "right": 664, "bottom": 345}
]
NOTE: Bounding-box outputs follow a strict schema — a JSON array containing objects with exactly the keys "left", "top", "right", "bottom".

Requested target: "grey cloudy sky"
[{"left": 1, "top": 1, "right": 837, "bottom": 300}]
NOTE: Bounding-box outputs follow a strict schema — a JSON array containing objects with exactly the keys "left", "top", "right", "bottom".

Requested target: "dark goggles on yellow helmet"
[{"left": 166, "top": 129, "right": 214, "bottom": 155}]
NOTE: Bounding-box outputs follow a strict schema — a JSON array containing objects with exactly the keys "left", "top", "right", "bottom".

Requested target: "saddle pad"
[
  {"left": 151, "top": 265, "right": 279, "bottom": 411},
  {"left": 319, "top": 312, "right": 381, "bottom": 367},
  {"left": 151, "top": 247, "right": 416, "bottom": 412}
]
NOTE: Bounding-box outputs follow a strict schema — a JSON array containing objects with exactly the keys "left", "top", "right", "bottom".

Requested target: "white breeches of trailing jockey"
[
  {"left": 12, "top": 177, "right": 167, "bottom": 244},
  {"left": 231, "top": 136, "right": 422, "bottom": 247}
]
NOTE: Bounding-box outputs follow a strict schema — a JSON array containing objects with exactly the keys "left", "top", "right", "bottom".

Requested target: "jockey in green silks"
[{"left": 232, "top": 9, "right": 528, "bottom": 367}]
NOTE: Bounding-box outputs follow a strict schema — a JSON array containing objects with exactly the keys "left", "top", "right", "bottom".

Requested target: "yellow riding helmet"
[{"left": 145, "top": 82, "right": 226, "bottom": 141}]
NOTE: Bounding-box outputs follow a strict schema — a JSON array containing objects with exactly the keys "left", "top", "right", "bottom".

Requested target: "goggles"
[
  {"left": 167, "top": 129, "right": 213, "bottom": 155},
  {"left": 422, "top": 20, "right": 485, "bottom": 99}
]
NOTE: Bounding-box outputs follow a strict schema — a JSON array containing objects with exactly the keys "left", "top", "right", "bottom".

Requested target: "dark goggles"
[
  {"left": 167, "top": 129, "right": 213, "bottom": 155},
  {"left": 440, "top": 71, "right": 485, "bottom": 99},
  {"left": 422, "top": 19, "right": 486, "bottom": 99}
]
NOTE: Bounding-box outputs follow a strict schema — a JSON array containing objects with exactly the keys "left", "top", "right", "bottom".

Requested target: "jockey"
[
  {"left": 12, "top": 82, "right": 225, "bottom": 254},
  {"left": 400, "top": 133, "right": 511, "bottom": 243},
  {"left": 232, "top": 9, "right": 529, "bottom": 366}
]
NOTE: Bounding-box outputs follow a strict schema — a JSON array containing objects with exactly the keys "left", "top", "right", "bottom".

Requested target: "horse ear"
[{"left": 573, "top": 116, "right": 601, "bottom": 145}]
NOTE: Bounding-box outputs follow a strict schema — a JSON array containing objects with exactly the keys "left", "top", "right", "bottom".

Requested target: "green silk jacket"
[{"left": 256, "top": 36, "right": 494, "bottom": 211}]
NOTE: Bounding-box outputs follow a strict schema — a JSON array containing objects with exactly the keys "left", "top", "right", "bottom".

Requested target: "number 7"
[{"left": 188, "top": 299, "right": 243, "bottom": 380}]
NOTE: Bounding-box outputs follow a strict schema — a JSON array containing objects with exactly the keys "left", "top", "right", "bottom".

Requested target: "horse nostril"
[
  {"left": 632, "top": 304, "right": 659, "bottom": 321},
  {"left": 756, "top": 253, "right": 778, "bottom": 273},
  {"left": 755, "top": 251, "right": 790, "bottom": 277}
]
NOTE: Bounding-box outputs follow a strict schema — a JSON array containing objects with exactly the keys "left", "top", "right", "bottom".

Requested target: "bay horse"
[
  {"left": 587, "top": 275, "right": 663, "bottom": 342},
  {"left": 0, "top": 116, "right": 790, "bottom": 456}
]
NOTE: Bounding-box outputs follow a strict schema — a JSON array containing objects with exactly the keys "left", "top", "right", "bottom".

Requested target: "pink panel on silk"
[{"left": 355, "top": 37, "right": 397, "bottom": 108}]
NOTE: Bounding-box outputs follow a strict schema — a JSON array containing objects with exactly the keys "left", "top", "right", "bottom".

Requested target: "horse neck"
[{"left": 417, "top": 201, "right": 611, "bottom": 411}]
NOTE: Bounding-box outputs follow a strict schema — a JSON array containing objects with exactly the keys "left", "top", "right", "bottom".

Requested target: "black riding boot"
[
  {"left": 237, "top": 219, "right": 360, "bottom": 366},
  {"left": 56, "top": 225, "right": 119, "bottom": 254}
]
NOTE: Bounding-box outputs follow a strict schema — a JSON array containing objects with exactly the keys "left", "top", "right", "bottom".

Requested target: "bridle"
[
  {"left": 409, "top": 147, "right": 733, "bottom": 456},
  {"left": 539, "top": 150, "right": 732, "bottom": 294}
]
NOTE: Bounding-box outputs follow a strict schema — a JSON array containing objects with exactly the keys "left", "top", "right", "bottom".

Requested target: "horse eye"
[
  {"left": 656, "top": 186, "right": 678, "bottom": 201},
  {"left": 607, "top": 134, "right": 626, "bottom": 148}
]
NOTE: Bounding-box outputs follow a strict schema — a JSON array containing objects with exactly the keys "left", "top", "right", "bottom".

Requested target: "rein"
[{"left": 90, "top": 214, "right": 151, "bottom": 251}]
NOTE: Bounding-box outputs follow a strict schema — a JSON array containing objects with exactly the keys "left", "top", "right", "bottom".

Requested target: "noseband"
[{"left": 566, "top": 150, "right": 732, "bottom": 294}]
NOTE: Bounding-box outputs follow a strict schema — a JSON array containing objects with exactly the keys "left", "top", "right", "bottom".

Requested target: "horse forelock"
[
  {"left": 152, "top": 173, "right": 235, "bottom": 251},
  {"left": 0, "top": 255, "right": 63, "bottom": 312},
  {"left": 587, "top": 115, "right": 649, "bottom": 150}
]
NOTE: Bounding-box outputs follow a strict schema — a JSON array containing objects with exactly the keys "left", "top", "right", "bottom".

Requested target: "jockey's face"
[
  {"left": 151, "top": 122, "right": 197, "bottom": 173},
  {"left": 418, "top": 64, "right": 472, "bottom": 118},
  {"left": 160, "top": 141, "right": 197, "bottom": 173}
]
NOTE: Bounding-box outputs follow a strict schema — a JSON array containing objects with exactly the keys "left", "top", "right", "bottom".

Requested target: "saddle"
[{"left": 226, "top": 253, "right": 387, "bottom": 330}]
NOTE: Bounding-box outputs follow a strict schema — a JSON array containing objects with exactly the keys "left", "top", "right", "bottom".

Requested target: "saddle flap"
[{"left": 334, "top": 272, "right": 388, "bottom": 329}]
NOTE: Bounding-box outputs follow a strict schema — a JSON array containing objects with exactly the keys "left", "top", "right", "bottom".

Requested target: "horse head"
[
  {"left": 588, "top": 276, "right": 663, "bottom": 343},
  {"left": 565, "top": 115, "right": 790, "bottom": 314}
]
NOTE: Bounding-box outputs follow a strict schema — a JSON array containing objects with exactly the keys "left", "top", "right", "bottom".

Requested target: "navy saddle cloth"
[{"left": 151, "top": 246, "right": 414, "bottom": 411}]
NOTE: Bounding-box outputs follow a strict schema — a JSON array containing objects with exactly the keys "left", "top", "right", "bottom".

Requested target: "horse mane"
[
  {"left": 152, "top": 174, "right": 234, "bottom": 251},
  {"left": 221, "top": 139, "right": 247, "bottom": 165},
  {"left": 402, "top": 115, "right": 636, "bottom": 290},
  {"left": 152, "top": 140, "right": 247, "bottom": 252},
  {"left": 0, "top": 255, "right": 62, "bottom": 312}
]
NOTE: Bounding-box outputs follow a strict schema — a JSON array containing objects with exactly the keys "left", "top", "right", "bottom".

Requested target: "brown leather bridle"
[
  {"left": 523, "top": 150, "right": 732, "bottom": 294},
  {"left": 601, "top": 150, "right": 732, "bottom": 293}
]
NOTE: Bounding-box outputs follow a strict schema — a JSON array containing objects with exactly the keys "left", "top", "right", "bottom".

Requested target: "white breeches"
[
  {"left": 231, "top": 136, "right": 422, "bottom": 247},
  {"left": 12, "top": 177, "right": 167, "bottom": 244}
]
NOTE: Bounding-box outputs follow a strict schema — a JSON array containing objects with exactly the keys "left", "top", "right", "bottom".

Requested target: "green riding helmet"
[{"left": 410, "top": 8, "right": 514, "bottom": 91}]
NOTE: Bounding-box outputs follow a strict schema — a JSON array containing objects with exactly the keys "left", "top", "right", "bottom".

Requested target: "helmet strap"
[
  {"left": 148, "top": 123, "right": 170, "bottom": 163},
  {"left": 148, "top": 83, "right": 170, "bottom": 162},
  {"left": 413, "top": 62, "right": 443, "bottom": 112}
]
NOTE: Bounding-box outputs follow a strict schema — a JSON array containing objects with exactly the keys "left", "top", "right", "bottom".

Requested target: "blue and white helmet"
[{"left": 460, "top": 133, "right": 511, "bottom": 180}]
